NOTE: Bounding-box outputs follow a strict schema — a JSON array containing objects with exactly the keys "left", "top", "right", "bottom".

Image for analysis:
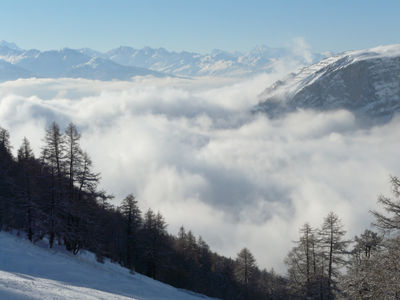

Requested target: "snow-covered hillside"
[
  {"left": 0, "top": 232, "right": 217, "bottom": 300},
  {"left": 256, "top": 44, "right": 400, "bottom": 122}
]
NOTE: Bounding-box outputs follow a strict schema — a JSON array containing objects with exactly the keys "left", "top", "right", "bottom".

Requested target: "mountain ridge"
[
  {"left": 255, "top": 44, "right": 400, "bottom": 122},
  {"left": 0, "top": 40, "right": 324, "bottom": 80},
  {"left": 102, "top": 44, "right": 324, "bottom": 77},
  {"left": 0, "top": 44, "right": 166, "bottom": 81}
]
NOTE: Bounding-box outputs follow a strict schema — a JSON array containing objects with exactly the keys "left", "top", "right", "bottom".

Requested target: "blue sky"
[{"left": 1, "top": 0, "right": 399, "bottom": 53}]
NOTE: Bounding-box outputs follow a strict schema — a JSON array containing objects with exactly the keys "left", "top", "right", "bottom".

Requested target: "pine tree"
[
  {"left": 319, "top": 212, "right": 349, "bottom": 299},
  {"left": 234, "top": 247, "right": 257, "bottom": 299},
  {"left": 64, "top": 123, "right": 83, "bottom": 200},
  {"left": 77, "top": 152, "right": 100, "bottom": 197},
  {"left": 119, "top": 194, "right": 142, "bottom": 271},
  {"left": 141, "top": 209, "right": 168, "bottom": 279},
  {"left": 371, "top": 175, "right": 400, "bottom": 231},
  {"left": 41, "top": 121, "right": 66, "bottom": 248},
  {"left": 62, "top": 123, "right": 96, "bottom": 254},
  {"left": 285, "top": 223, "right": 320, "bottom": 298},
  {"left": 0, "top": 122, "right": 289, "bottom": 299},
  {"left": 16, "top": 137, "right": 38, "bottom": 241},
  {"left": 0, "top": 127, "right": 15, "bottom": 230},
  {"left": 0, "top": 127, "right": 11, "bottom": 153}
]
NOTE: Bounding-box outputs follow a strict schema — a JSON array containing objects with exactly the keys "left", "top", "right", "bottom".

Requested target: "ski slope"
[{"left": 0, "top": 231, "right": 217, "bottom": 300}]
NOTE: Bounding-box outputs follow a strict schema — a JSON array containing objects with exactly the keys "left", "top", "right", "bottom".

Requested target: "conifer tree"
[
  {"left": 343, "top": 229, "right": 383, "bottom": 298},
  {"left": 371, "top": 175, "right": 400, "bottom": 231},
  {"left": 119, "top": 194, "right": 141, "bottom": 271},
  {"left": 16, "top": 137, "right": 37, "bottom": 241},
  {"left": 0, "top": 127, "right": 14, "bottom": 229},
  {"left": 235, "top": 247, "right": 257, "bottom": 299},
  {"left": 319, "top": 212, "right": 349, "bottom": 299},
  {"left": 77, "top": 152, "right": 100, "bottom": 197},
  {"left": 64, "top": 123, "right": 83, "bottom": 200},
  {"left": 0, "top": 127, "right": 11, "bottom": 154},
  {"left": 64, "top": 123, "right": 80, "bottom": 250},
  {"left": 141, "top": 209, "right": 168, "bottom": 279},
  {"left": 41, "top": 121, "right": 66, "bottom": 248},
  {"left": 285, "top": 223, "right": 320, "bottom": 298}
]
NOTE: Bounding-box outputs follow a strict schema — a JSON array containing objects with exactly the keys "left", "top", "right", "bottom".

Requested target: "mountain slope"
[
  {"left": 0, "top": 44, "right": 166, "bottom": 81},
  {"left": 255, "top": 44, "right": 400, "bottom": 122},
  {"left": 0, "top": 232, "right": 217, "bottom": 300},
  {"left": 0, "top": 60, "right": 33, "bottom": 81}
]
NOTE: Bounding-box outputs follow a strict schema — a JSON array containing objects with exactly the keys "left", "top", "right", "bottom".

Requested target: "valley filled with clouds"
[{"left": 1, "top": 60, "right": 400, "bottom": 273}]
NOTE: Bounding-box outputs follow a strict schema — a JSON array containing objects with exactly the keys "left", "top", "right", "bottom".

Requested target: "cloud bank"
[{"left": 1, "top": 60, "right": 400, "bottom": 274}]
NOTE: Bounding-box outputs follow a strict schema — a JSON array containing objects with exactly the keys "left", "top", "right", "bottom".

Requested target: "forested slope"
[{"left": 0, "top": 123, "right": 288, "bottom": 300}]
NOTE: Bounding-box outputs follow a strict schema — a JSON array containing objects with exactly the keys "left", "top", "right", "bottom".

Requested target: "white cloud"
[
  {"left": 1, "top": 56, "right": 400, "bottom": 274},
  {"left": 288, "top": 37, "right": 314, "bottom": 64}
]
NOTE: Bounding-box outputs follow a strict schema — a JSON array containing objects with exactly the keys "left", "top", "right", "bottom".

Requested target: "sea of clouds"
[{"left": 1, "top": 42, "right": 400, "bottom": 273}]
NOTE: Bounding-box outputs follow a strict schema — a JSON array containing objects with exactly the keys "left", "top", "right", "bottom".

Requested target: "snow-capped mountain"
[
  {"left": 0, "top": 60, "right": 33, "bottom": 81},
  {"left": 255, "top": 44, "right": 400, "bottom": 122},
  {"left": 0, "top": 41, "right": 324, "bottom": 80},
  {"left": 0, "top": 40, "right": 21, "bottom": 52},
  {"left": 103, "top": 45, "right": 324, "bottom": 77},
  {"left": 0, "top": 43, "right": 165, "bottom": 81}
]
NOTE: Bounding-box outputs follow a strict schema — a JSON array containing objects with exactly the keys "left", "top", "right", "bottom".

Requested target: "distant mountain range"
[
  {"left": 0, "top": 41, "right": 164, "bottom": 81},
  {"left": 0, "top": 40, "right": 324, "bottom": 81},
  {"left": 95, "top": 45, "right": 324, "bottom": 77},
  {"left": 2, "top": 41, "right": 400, "bottom": 123},
  {"left": 255, "top": 44, "right": 400, "bottom": 122}
]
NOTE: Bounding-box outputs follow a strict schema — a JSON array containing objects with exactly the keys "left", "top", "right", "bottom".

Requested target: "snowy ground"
[{"left": 0, "top": 231, "right": 217, "bottom": 300}]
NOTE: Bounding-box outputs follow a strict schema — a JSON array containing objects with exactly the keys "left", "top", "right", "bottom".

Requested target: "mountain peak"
[
  {"left": 344, "top": 44, "right": 400, "bottom": 61},
  {"left": 0, "top": 40, "right": 21, "bottom": 50},
  {"left": 252, "top": 44, "right": 271, "bottom": 52},
  {"left": 256, "top": 44, "right": 400, "bottom": 123},
  {"left": 0, "top": 41, "right": 325, "bottom": 79}
]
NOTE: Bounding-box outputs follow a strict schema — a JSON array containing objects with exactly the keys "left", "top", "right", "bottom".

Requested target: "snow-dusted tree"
[
  {"left": 235, "top": 247, "right": 257, "bottom": 299},
  {"left": 342, "top": 229, "right": 383, "bottom": 299},
  {"left": 319, "top": 212, "right": 349, "bottom": 299},
  {"left": 363, "top": 176, "right": 400, "bottom": 298},
  {"left": 371, "top": 175, "right": 400, "bottom": 231},
  {"left": 285, "top": 223, "right": 320, "bottom": 298}
]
